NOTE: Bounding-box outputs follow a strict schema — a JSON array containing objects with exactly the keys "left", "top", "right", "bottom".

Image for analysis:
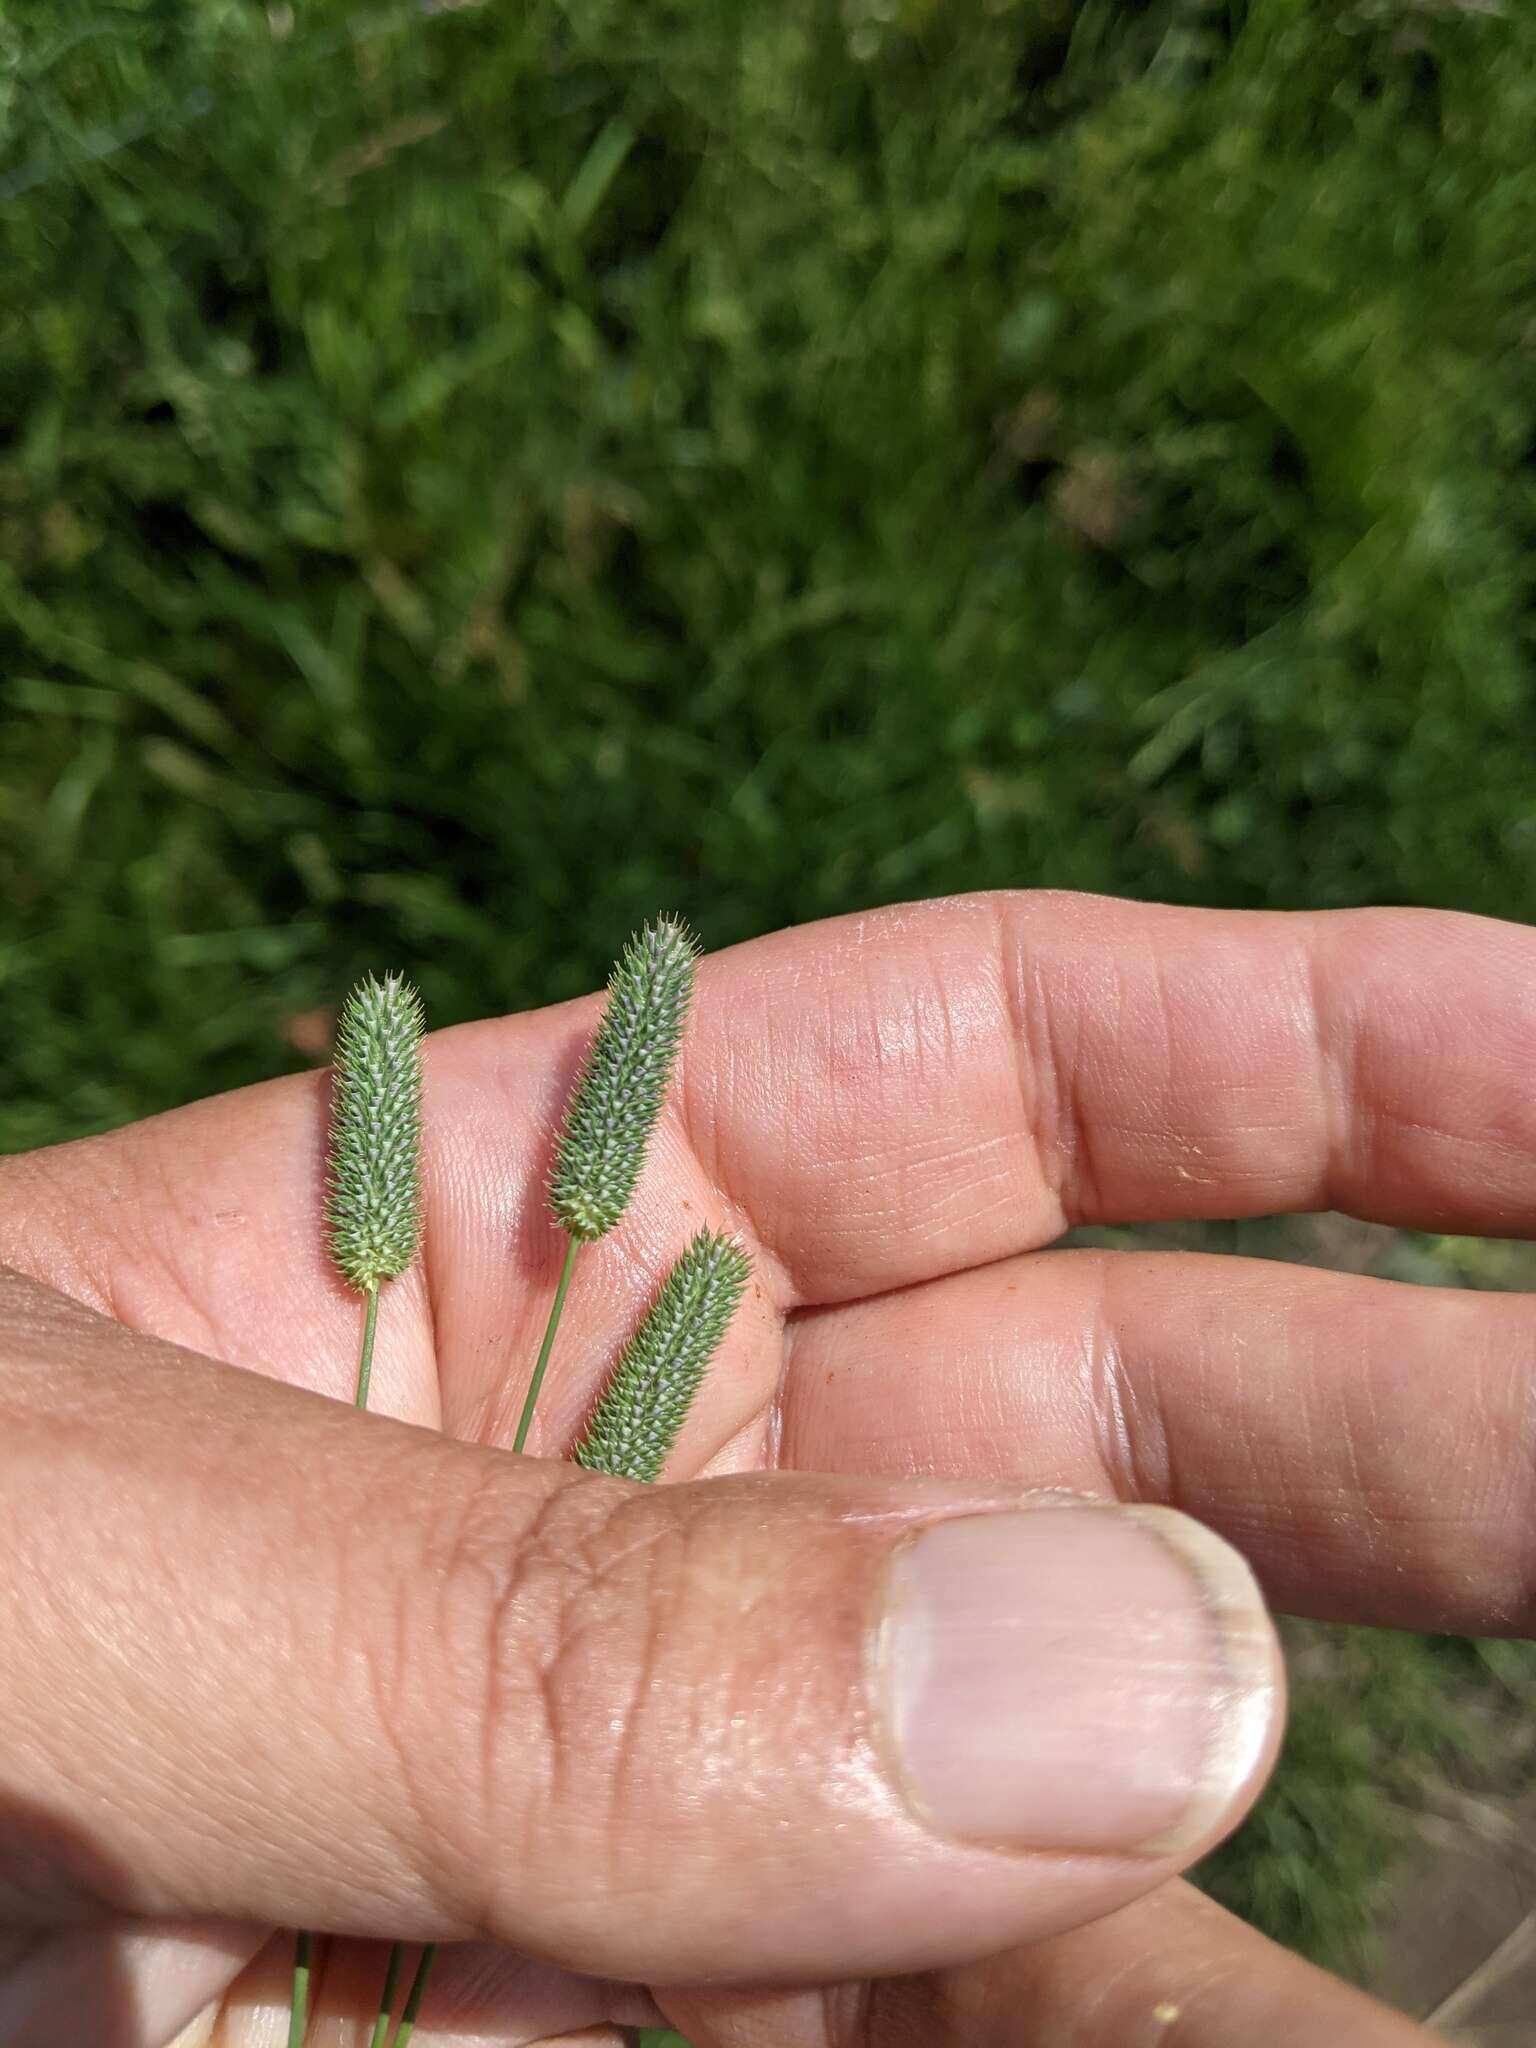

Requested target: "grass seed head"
[
  {"left": 574, "top": 1229, "right": 750, "bottom": 1482},
  {"left": 325, "top": 971, "right": 425, "bottom": 1292},
  {"left": 549, "top": 916, "right": 699, "bottom": 1242}
]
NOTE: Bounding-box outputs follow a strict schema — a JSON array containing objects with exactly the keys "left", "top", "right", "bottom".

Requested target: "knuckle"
[{"left": 404, "top": 1460, "right": 707, "bottom": 1942}]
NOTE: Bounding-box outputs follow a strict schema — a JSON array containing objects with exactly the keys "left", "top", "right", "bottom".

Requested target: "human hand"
[{"left": 3, "top": 890, "right": 1515, "bottom": 2046}]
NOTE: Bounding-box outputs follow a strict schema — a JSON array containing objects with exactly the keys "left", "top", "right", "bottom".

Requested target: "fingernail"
[{"left": 877, "top": 1505, "right": 1280, "bottom": 1855}]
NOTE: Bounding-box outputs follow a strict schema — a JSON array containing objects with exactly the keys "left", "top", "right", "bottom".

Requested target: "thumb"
[{"left": 1, "top": 1268, "right": 1283, "bottom": 1987}]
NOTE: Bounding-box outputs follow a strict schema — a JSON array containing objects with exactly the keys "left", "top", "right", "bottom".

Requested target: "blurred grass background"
[{"left": 5, "top": 0, "right": 1536, "bottom": 2003}]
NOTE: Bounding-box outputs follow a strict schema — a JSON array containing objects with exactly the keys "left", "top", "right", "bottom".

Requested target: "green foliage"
[
  {"left": 326, "top": 973, "right": 424, "bottom": 1291},
  {"left": 575, "top": 1230, "right": 750, "bottom": 1481},
  {"left": 550, "top": 918, "right": 699, "bottom": 1241}
]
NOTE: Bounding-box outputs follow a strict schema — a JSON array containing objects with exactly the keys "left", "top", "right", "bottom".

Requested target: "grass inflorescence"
[
  {"left": 549, "top": 917, "right": 699, "bottom": 1242},
  {"left": 575, "top": 1229, "right": 750, "bottom": 1483},
  {"left": 326, "top": 973, "right": 425, "bottom": 1295},
  {"left": 513, "top": 915, "right": 701, "bottom": 1458}
]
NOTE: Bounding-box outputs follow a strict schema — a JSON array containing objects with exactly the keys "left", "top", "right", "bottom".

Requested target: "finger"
[
  {"left": 673, "top": 891, "right": 1536, "bottom": 1301},
  {"left": 1, "top": 1268, "right": 1281, "bottom": 1987},
  {"left": 666, "top": 1883, "right": 1434, "bottom": 2048},
  {"left": 786, "top": 1247, "right": 1536, "bottom": 1632},
  {"left": 901, "top": 1880, "right": 1436, "bottom": 2047},
  {"left": 0, "top": 1923, "right": 260, "bottom": 2048}
]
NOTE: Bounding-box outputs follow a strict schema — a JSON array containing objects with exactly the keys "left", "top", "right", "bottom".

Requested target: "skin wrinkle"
[
  {"left": 602, "top": 1575, "right": 665, "bottom": 1917},
  {"left": 352, "top": 1484, "right": 461, "bottom": 1922},
  {"left": 673, "top": 1018, "right": 799, "bottom": 1313},
  {"left": 1082, "top": 1264, "right": 1133, "bottom": 1498},
  {"left": 551, "top": 1506, "right": 689, "bottom": 1898},
  {"left": 1088, "top": 1259, "right": 1161, "bottom": 1507},
  {"left": 1319, "top": 915, "right": 1536, "bottom": 1226},
  {"left": 764, "top": 1290, "right": 795, "bottom": 1478},
  {"left": 353, "top": 1456, "right": 611, "bottom": 1936},
  {"left": 1337, "top": 1349, "right": 1385, "bottom": 1575},
  {"left": 650, "top": 1081, "right": 774, "bottom": 1325},
  {"left": 411, "top": 1078, "right": 447, "bottom": 1427},
  {"left": 988, "top": 896, "right": 1066, "bottom": 1239},
  {"left": 764, "top": 913, "right": 1028, "bottom": 1301},
  {"left": 100, "top": 1235, "right": 226, "bottom": 1371},
  {"left": 1301, "top": 930, "right": 1346, "bottom": 1218},
  {"left": 1036, "top": 930, "right": 1110, "bottom": 1231},
  {"left": 470, "top": 1477, "right": 618, "bottom": 1938},
  {"left": 819, "top": 956, "right": 899, "bottom": 1256},
  {"left": 1097, "top": 1918, "right": 1234, "bottom": 2040},
  {"left": 1331, "top": 960, "right": 1396, "bottom": 1216},
  {"left": 470, "top": 1478, "right": 738, "bottom": 1939},
  {"left": 684, "top": 987, "right": 798, "bottom": 1294}
]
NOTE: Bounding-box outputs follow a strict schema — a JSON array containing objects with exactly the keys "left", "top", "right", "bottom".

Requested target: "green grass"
[{"left": 4, "top": 0, "right": 1536, "bottom": 1993}]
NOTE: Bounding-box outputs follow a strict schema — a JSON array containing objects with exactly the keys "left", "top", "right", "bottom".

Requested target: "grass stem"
[
  {"left": 287, "top": 1931, "right": 313, "bottom": 2048},
  {"left": 367, "top": 1937, "right": 406, "bottom": 2048},
  {"left": 514, "top": 1236, "right": 581, "bottom": 1454},
  {"left": 389, "top": 1942, "right": 439, "bottom": 2048},
  {"left": 354, "top": 1281, "right": 381, "bottom": 1408}
]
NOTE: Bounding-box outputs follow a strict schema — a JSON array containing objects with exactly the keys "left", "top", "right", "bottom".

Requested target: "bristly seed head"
[
  {"left": 326, "top": 972, "right": 425, "bottom": 1292},
  {"left": 573, "top": 1229, "right": 751, "bottom": 1483},
  {"left": 548, "top": 916, "right": 700, "bottom": 1242}
]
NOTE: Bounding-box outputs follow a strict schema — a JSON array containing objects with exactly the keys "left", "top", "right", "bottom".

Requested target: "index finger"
[{"left": 672, "top": 890, "right": 1536, "bottom": 1303}]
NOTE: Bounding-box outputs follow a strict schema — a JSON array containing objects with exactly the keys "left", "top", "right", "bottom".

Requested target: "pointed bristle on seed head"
[
  {"left": 573, "top": 1229, "right": 750, "bottom": 1483},
  {"left": 326, "top": 971, "right": 425, "bottom": 1292},
  {"left": 548, "top": 916, "right": 700, "bottom": 1242}
]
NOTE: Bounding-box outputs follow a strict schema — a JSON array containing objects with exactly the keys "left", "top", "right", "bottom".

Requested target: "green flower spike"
[
  {"left": 575, "top": 1229, "right": 751, "bottom": 1483},
  {"left": 549, "top": 916, "right": 700, "bottom": 1241},
  {"left": 514, "top": 917, "right": 701, "bottom": 1458},
  {"left": 325, "top": 971, "right": 425, "bottom": 1294}
]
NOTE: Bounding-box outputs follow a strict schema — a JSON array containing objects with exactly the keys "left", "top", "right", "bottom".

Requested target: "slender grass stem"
[
  {"left": 291, "top": 1279, "right": 387, "bottom": 2047},
  {"left": 286, "top": 1932, "right": 313, "bottom": 2048},
  {"left": 367, "top": 1936, "right": 407, "bottom": 2048},
  {"left": 513, "top": 1236, "right": 581, "bottom": 1454},
  {"left": 354, "top": 1282, "right": 406, "bottom": 2047},
  {"left": 354, "top": 1281, "right": 381, "bottom": 1408},
  {"left": 389, "top": 1942, "right": 439, "bottom": 2048}
]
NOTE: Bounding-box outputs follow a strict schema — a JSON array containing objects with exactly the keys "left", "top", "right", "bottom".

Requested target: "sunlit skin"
[{"left": 3, "top": 889, "right": 1528, "bottom": 2046}]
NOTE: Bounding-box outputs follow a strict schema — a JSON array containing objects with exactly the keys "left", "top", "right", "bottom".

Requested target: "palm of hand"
[{"left": 5, "top": 891, "right": 1522, "bottom": 2047}]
